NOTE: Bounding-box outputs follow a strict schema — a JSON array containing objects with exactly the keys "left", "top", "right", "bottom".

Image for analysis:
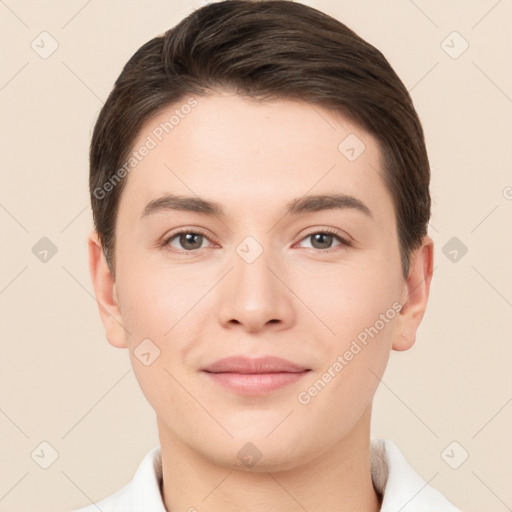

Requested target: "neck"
[{"left": 158, "top": 406, "right": 381, "bottom": 512}]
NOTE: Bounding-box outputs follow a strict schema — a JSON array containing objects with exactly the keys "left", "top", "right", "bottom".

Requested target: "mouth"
[{"left": 201, "top": 355, "right": 311, "bottom": 395}]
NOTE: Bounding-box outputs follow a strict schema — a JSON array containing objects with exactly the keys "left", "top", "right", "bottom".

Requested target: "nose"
[{"left": 216, "top": 240, "right": 296, "bottom": 333}]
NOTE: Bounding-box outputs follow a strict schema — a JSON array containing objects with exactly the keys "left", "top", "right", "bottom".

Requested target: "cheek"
[
  {"left": 292, "top": 260, "right": 400, "bottom": 405},
  {"left": 291, "top": 259, "right": 401, "bottom": 346},
  {"left": 295, "top": 277, "right": 398, "bottom": 436},
  {"left": 128, "top": 349, "right": 207, "bottom": 440},
  {"left": 116, "top": 256, "right": 202, "bottom": 340}
]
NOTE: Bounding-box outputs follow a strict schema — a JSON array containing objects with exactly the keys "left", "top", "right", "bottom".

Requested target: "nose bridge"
[
  {"left": 233, "top": 233, "right": 280, "bottom": 299},
  {"left": 216, "top": 232, "right": 294, "bottom": 330},
  {"left": 233, "top": 236, "right": 277, "bottom": 293}
]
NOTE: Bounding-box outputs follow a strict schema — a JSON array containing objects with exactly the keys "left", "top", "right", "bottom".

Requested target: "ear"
[
  {"left": 392, "top": 235, "right": 434, "bottom": 351},
  {"left": 88, "top": 231, "right": 128, "bottom": 349}
]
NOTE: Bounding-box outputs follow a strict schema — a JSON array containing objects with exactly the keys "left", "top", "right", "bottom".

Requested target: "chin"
[
  {"left": 199, "top": 430, "right": 310, "bottom": 473},
  {"left": 220, "top": 447, "right": 307, "bottom": 473}
]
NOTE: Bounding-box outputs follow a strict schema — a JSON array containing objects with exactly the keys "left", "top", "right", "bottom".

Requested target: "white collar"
[
  {"left": 370, "top": 439, "right": 459, "bottom": 511},
  {"left": 73, "top": 439, "right": 460, "bottom": 511}
]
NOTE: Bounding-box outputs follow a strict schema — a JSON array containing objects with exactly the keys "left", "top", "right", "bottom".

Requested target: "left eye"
[{"left": 297, "top": 231, "right": 348, "bottom": 250}]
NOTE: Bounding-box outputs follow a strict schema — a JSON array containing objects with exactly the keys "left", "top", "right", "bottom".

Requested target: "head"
[{"left": 89, "top": 0, "right": 433, "bottom": 470}]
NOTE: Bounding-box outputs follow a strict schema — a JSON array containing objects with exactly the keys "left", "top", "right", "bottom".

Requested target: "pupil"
[
  {"left": 182, "top": 233, "right": 201, "bottom": 249},
  {"left": 313, "top": 233, "right": 332, "bottom": 248}
]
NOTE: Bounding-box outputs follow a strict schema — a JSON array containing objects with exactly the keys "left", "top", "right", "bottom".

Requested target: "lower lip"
[{"left": 203, "top": 371, "right": 310, "bottom": 395}]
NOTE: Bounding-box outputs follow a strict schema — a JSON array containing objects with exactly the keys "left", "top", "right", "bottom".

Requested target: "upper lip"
[{"left": 202, "top": 356, "right": 310, "bottom": 374}]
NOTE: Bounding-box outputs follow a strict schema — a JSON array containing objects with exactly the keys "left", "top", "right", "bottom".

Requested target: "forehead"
[{"left": 119, "top": 92, "right": 393, "bottom": 224}]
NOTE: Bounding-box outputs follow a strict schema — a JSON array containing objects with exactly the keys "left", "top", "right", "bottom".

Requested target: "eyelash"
[{"left": 161, "top": 227, "right": 352, "bottom": 254}]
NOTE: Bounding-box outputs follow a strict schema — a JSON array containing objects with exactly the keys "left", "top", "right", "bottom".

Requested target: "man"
[{"left": 74, "top": 1, "right": 460, "bottom": 510}]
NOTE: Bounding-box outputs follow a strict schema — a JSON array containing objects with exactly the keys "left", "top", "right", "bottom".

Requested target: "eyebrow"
[{"left": 141, "top": 193, "right": 372, "bottom": 219}]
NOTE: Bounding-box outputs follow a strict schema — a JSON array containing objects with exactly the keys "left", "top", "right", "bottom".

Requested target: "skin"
[{"left": 89, "top": 91, "right": 433, "bottom": 512}]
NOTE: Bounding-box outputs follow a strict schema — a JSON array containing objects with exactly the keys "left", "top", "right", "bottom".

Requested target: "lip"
[
  {"left": 202, "top": 355, "right": 310, "bottom": 374},
  {"left": 201, "top": 356, "right": 311, "bottom": 396}
]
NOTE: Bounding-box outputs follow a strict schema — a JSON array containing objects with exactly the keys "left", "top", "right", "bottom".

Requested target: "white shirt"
[{"left": 72, "top": 439, "right": 460, "bottom": 512}]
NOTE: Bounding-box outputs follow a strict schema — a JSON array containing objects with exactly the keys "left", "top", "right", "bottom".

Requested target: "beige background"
[{"left": 1, "top": 1, "right": 511, "bottom": 511}]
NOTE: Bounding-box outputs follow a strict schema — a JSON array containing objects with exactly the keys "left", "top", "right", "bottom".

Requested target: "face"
[{"left": 90, "top": 91, "right": 432, "bottom": 471}]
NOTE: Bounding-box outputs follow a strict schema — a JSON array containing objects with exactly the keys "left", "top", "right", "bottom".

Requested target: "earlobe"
[
  {"left": 87, "top": 231, "right": 128, "bottom": 349},
  {"left": 392, "top": 236, "right": 434, "bottom": 352}
]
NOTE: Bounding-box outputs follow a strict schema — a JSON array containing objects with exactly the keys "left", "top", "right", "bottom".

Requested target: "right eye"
[{"left": 164, "top": 230, "right": 214, "bottom": 252}]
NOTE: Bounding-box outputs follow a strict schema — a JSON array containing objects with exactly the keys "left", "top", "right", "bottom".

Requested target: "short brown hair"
[{"left": 90, "top": 0, "right": 430, "bottom": 278}]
